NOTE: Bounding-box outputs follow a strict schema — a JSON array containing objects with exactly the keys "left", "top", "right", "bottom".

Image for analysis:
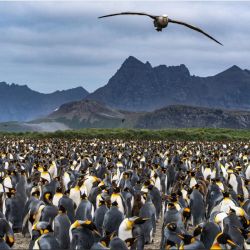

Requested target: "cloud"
[{"left": 0, "top": 1, "right": 249, "bottom": 92}]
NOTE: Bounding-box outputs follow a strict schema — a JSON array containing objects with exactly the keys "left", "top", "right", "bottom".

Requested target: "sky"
[{"left": 0, "top": 1, "right": 249, "bottom": 93}]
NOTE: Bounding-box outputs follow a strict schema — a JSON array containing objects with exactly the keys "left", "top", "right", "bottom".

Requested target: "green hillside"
[{"left": 1, "top": 128, "right": 250, "bottom": 141}]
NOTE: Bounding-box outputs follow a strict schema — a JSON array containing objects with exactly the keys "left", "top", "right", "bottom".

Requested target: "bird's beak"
[
  {"left": 110, "top": 231, "right": 116, "bottom": 239},
  {"left": 71, "top": 220, "right": 81, "bottom": 229},
  {"left": 227, "top": 239, "right": 237, "bottom": 247},
  {"left": 93, "top": 229, "right": 101, "bottom": 237},
  {"left": 6, "top": 235, "right": 14, "bottom": 247},
  {"left": 177, "top": 234, "right": 184, "bottom": 240}
]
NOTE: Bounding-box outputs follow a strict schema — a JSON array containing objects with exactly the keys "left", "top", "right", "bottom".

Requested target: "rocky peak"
[
  {"left": 120, "top": 56, "right": 152, "bottom": 71},
  {"left": 215, "top": 65, "right": 244, "bottom": 79},
  {"left": 153, "top": 64, "right": 190, "bottom": 80}
]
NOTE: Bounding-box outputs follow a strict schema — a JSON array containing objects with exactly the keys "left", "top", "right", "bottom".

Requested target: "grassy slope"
[{"left": 0, "top": 128, "right": 250, "bottom": 141}]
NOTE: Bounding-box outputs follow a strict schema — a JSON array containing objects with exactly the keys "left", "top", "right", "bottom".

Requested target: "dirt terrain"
[
  {"left": 145, "top": 220, "right": 162, "bottom": 250},
  {"left": 15, "top": 233, "right": 29, "bottom": 249}
]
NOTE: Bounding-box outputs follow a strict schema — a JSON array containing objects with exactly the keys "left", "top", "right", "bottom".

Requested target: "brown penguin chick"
[
  {"left": 197, "top": 179, "right": 208, "bottom": 196},
  {"left": 132, "top": 193, "right": 143, "bottom": 217}
]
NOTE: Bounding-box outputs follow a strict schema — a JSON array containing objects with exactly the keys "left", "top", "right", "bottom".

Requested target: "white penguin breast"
[
  {"left": 246, "top": 165, "right": 250, "bottom": 179},
  {"left": 118, "top": 219, "right": 132, "bottom": 241}
]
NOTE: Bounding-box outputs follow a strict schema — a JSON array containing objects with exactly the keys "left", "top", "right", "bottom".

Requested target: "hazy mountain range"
[
  {"left": 1, "top": 56, "right": 250, "bottom": 130},
  {"left": 0, "top": 82, "right": 89, "bottom": 122},
  {"left": 2, "top": 99, "right": 250, "bottom": 132},
  {"left": 47, "top": 100, "right": 250, "bottom": 130}
]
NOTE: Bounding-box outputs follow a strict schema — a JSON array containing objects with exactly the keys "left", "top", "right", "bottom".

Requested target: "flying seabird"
[{"left": 99, "top": 12, "right": 222, "bottom": 45}]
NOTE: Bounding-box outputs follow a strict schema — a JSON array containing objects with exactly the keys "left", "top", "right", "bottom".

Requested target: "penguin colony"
[{"left": 0, "top": 138, "right": 250, "bottom": 249}]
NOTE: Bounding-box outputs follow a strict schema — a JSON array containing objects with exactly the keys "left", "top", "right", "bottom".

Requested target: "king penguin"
[
  {"left": 32, "top": 222, "right": 60, "bottom": 250},
  {"left": 53, "top": 205, "right": 71, "bottom": 249},
  {"left": 0, "top": 218, "right": 14, "bottom": 248},
  {"left": 103, "top": 201, "right": 124, "bottom": 235},
  {"left": 75, "top": 193, "right": 94, "bottom": 221},
  {"left": 94, "top": 199, "right": 109, "bottom": 235},
  {"left": 69, "top": 220, "right": 101, "bottom": 250}
]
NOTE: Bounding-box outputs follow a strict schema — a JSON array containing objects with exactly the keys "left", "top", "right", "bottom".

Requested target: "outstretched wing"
[
  {"left": 168, "top": 18, "right": 223, "bottom": 45},
  {"left": 99, "top": 12, "right": 156, "bottom": 20}
]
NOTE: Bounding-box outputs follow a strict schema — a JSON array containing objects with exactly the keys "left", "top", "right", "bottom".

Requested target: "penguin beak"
[
  {"left": 110, "top": 231, "right": 116, "bottom": 240},
  {"left": 93, "top": 229, "right": 101, "bottom": 237},
  {"left": 71, "top": 220, "right": 81, "bottom": 229},
  {"left": 134, "top": 217, "right": 150, "bottom": 225},
  {"left": 83, "top": 220, "right": 92, "bottom": 225},
  {"left": 6, "top": 235, "right": 14, "bottom": 247},
  {"left": 32, "top": 223, "right": 38, "bottom": 230},
  {"left": 227, "top": 239, "right": 237, "bottom": 247},
  {"left": 177, "top": 234, "right": 184, "bottom": 240}
]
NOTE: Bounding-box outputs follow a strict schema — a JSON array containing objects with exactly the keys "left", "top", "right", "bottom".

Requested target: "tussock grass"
[{"left": 0, "top": 128, "right": 250, "bottom": 141}]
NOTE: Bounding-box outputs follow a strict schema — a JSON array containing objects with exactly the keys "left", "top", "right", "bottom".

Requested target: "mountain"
[
  {"left": 0, "top": 82, "right": 89, "bottom": 122},
  {"left": 18, "top": 100, "right": 250, "bottom": 131},
  {"left": 2, "top": 100, "right": 250, "bottom": 131},
  {"left": 135, "top": 105, "right": 250, "bottom": 129},
  {"left": 87, "top": 56, "right": 250, "bottom": 111},
  {"left": 47, "top": 99, "right": 143, "bottom": 129}
]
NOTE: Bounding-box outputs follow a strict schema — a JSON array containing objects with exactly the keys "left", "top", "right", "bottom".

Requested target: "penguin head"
[
  {"left": 239, "top": 215, "right": 250, "bottom": 229},
  {"left": 141, "top": 192, "right": 148, "bottom": 201},
  {"left": 165, "top": 239, "right": 177, "bottom": 249},
  {"left": 81, "top": 193, "right": 87, "bottom": 200},
  {"left": 180, "top": 175, "right": 186, "bottom": 181},
  {"left": 64, "top": 190, "right": 70, "bottom": 196},
  {"left": 166, "top": 222, "right": 177, "bottom": 231},
  {"left": 193, "top": 225, "right": 203, "bottom": 237},
  {"left": 244, "top": 179, "right": 250, "bottom": 186},
  {"left": 123, "top": 172, "right": 129, "bottom": 179},
  {"left": 7, "top": 188, "right": 16, "bottom": 198},
  {"left": 229, "top": 207, "right": 236, "bottom": 214},
  {"left": 98, "top": 199, "right": 106, "bottom": 206},
  {"left": 182, "top": 207, "right": 191, "bottom": 219},
  {"left": 123, "top": 187, "right": 130, "bottom": 193},
  {"left": 56, "top": 186, "right": 62, "bottom": 193},
  {"left": 58, "top": 205, "right": 66, "bottom": 214},
  {"left": 5, "top": 234, "right": 14, "bottom": 247},
  {"left": 169, "top": 193, "right": 178, "bottom": 202},
  {"left": 112, "top": 201, "right": 119, "bottom": 207},
  {"left": 32, "top": 222, "right": 52, "bottom": 238},
  {"left": 125, "top": 237, "right": 138, "bottom": 248},
  {"left": 167, "top": 202, "right": 176, "bottom": 210},
  {"left": 20, "top": 169, "right": 26, "bottom": 176},
  {"left": 190, "top": 172, "right": 196, "bottom": 177},
  {"left": 177, "top": 234, "right": 195, "bottom": 245},
  {"left": 100, "top": 233, "right": 116, "bottom": 247},
  {"left": 40, "top": 178, "right": 48, "bottom": 185},
  {"left": 43, "top": 191, "right": 52, "bottom": 202},
  {"left": 113, "top": 187, "right": 120, "bottom": 194},
  {"left": 177, "top": 190, "right": 183, "bottom": 198},
  {"left": 31, "top": 189, "right": 40, "bottom": 198},
  {"left": 81, "top": 220, "right": 100, "bottom": 235},
  {"left": 187, "top": 188, "right": 193, "bottom": 195},
  {"left": 127, "top": 217, "right": 149, "bottom": 229},
  {"left": 216, "top": 232, "right": 237, "bottom": 247},
  {"left": 144, "top": 179, "right": 151, "bottom": 187},
  {"left": 43, "top": 164, "right": 48, "bottom": 171},
  {"left": 237, "top": 194, "right": 244, "bottom": 204},
  {"left": 222, "top": 191, "right": 230, "bottom": 198}
]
